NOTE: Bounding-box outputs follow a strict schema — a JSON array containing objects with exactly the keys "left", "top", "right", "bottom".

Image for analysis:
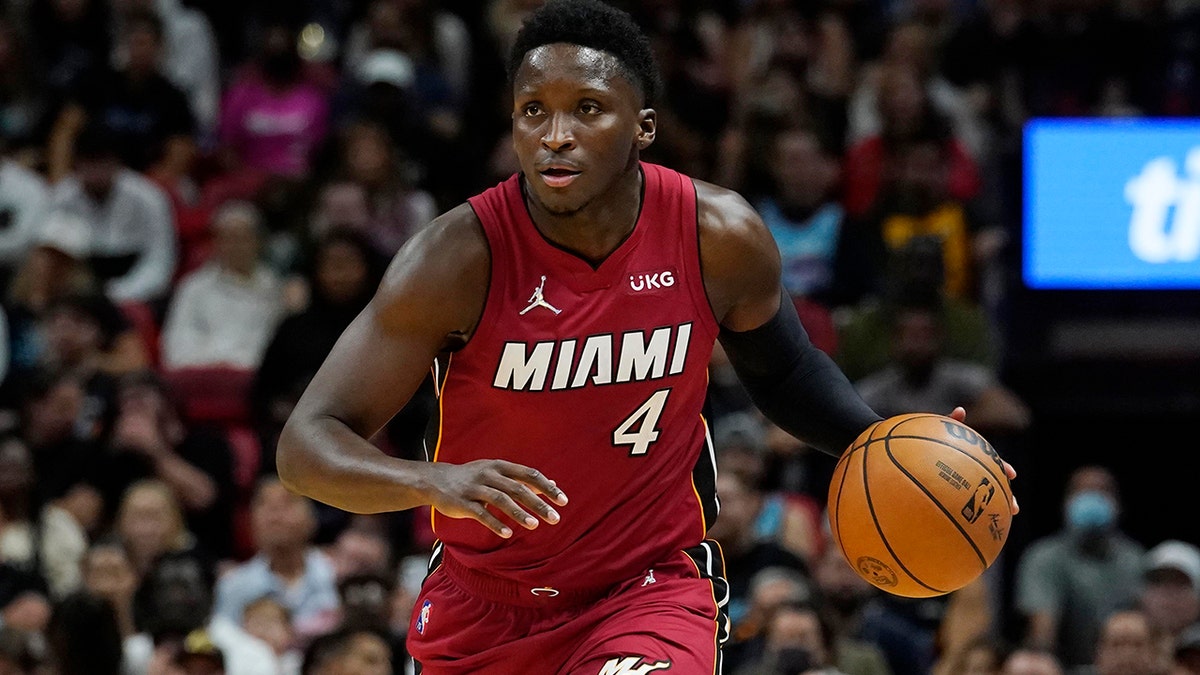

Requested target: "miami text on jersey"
[{"left": 493, "top": 323, "right": 694, "bottom": 391}]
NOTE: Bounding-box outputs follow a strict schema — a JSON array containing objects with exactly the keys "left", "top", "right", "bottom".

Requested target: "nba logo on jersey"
[{"left": 416, "top": 600, "right": 432, "bottom": 635}]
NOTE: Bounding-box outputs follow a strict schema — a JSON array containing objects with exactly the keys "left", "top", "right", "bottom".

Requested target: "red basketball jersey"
[{"left": 431, "top": 162, "right": 720, "bottom": 596}]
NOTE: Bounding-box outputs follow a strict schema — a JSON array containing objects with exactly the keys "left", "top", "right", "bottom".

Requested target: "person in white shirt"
[
  {"left": 50, "top": 127, "right": 177, "bottom": 304},
  {"left": 0, "top": 157, "right": 51, "bottom": 273},
  {"left": 160, "top": 201, "right": 284, "bottom": 371}
]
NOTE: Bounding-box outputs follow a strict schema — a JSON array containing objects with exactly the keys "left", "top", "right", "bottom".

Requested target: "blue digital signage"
[{"left": 1024, "top": 118, "right": 1200, "bottom": 289}]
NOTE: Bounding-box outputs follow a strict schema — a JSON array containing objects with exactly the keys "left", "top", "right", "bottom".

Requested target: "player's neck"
[{"left": 524, "top": 167, "right": 643, "bottom": 265}]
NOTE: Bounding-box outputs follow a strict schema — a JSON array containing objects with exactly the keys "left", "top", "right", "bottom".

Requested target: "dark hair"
[
  {"left": 508, "top": 0, "right": 661, "bottom": 106},
  {"left": 301, "top": 625, "right": 392, "bottom": 675},
  {"left": 46, "top": 592, "right": 124, "bottom": 675},
  {"left": 0, "top": 626, "right": 40, "bottom": 672},
  {"left": 44, "top": 292, "right": 129, "bottom": 350},
  {"left": 123, "top": 7, "right": 165, "bottom": 42},
  {"left": 74, "top": 123, "right": 120, "bottom": 161}
]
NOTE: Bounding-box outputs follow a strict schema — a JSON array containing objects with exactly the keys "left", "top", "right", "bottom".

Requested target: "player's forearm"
[
  {"left": 719, "top": 292, "right": 881, "bottom": 456},
  {"left": 277, "top": 413, "right": 434, "bottom": 513}
]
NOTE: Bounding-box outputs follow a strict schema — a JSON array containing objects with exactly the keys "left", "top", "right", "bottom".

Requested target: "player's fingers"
[
  {"left": 495, "top": 476, "right": 561, "bottom": 524},
  {"left": 495, "top": 462, "right": 569, "bottom": 506},
  {"left": 1002, "top": 459, "right": 1017, "bottom": 480},
  {"left": 477, "top": 486, "right": 541, "bottom": 530},
  {"left": 948, "top": 406, "right": 967, "bottom": 423},
  {"left": 447, "top": 500, "right": 513, "bottom": 538}
]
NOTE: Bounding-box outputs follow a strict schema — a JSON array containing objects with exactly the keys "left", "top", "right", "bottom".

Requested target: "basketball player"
[{"left": 276, "top": 1, "right": 1017, "bottom": 672}]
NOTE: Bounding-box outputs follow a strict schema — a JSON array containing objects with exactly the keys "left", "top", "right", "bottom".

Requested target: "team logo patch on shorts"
[
  {"left": 598, "top": 656, "right": 671, "bottom": 674},
  {"left": 416, "top": 600, "right": 432, "bottom": 635}
]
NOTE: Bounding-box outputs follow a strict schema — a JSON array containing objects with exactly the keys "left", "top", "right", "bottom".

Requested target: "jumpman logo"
[
  {"left": 642, "top": 569, "right": 656, "bottom": 586},
  {"left": 520, "top": 275, "right": 562, "bottom": 315}
]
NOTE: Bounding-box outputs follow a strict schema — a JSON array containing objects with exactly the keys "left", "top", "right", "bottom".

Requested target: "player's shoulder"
[
  {"left": 395, "top": 202, "right": 489, "bottom": 267},
  {"left": 691, "top": 178, "right": 774, "bottom": 260},
  {"left": 692, "top": 178, "right": 763, "bottom": 234}
]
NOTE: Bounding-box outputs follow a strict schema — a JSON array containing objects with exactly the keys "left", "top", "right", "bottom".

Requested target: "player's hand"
[
  {"left": 422, "top": 460, "right": 569, "bottom": 538},
  {"left": 950, "top": 406, "right": 1019, "bottom": 515}
]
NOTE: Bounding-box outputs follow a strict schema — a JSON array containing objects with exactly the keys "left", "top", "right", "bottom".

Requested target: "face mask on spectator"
[{"left": 1065, "top": 491, "right": 1116, "bottom": 533}]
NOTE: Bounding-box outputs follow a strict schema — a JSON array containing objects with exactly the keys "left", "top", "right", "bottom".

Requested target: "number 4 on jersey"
[{"left": 613, "top": 389, "right": 671, "bottom": 456}]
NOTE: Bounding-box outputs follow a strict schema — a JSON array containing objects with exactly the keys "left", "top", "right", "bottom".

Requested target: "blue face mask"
[{"left": 1066, "top": 491, "right": 1116, "bottom": 532}]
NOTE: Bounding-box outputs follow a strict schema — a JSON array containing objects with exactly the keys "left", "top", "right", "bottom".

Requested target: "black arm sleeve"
[{"left": 718, "top": 292, "right": 883, "bottom": 457}]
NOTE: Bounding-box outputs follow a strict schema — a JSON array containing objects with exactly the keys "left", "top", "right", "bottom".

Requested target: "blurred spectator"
[
  {"left": 216, "top": 16, "right": 331, "bottom": 184},
  {"left": 840, "top": 133, "right": 998, "bottom": 305},
  {"left": 834, "top": 236, "right": 999, "bottom": 383},
  {"left": 0, "top": 567, "right": 50, "bottom": 639},
  {"left": 0, "top": 433, "right": 87, "bottom": 598},
  {"left": 250, "top": 228, "right": 385, "bottom": 472},
  {"left": 311, "top": 120, "right": 436, "bottom": 258},
  {"left": 82, "top": 537, "right": 139, "bottom": 639},
  {"left": 1013, "top": 465, "right": 1146, "bottom": 671},
  {"left": 127, "top": 550, "right": 278, "bottom": 675},
  {"left": 734, "top": 599, "right": 852, "bottom": 675},
  {"left": 160, "top": 200, "right": 285, "bottom": 371},
  {"left": 628, "top": 2, "right": 732, "bottom": 179},
  {"left": 933, "top": 633, "right": 1005, "bottom": 675},
  {"left": 1001, "top": 648, "right": 1065, "bottom": 675},
  {"left": 1088, "top": 608, "right": 1168, "bottom": 675},
  {"left": 2, "top": 211, "right": 98, "bottom": 399},
  {"left": 0, "top": 624, "right": 40, "bottom": 674},
  {"left": 45, "top": 590, "right": 124, "bottom": 675},
  {"left": 26, "top": 0, "right": 113, "bottom": 93},
  {"left": 241, "top": 596, "right": 301, "bottom": 675},
  {"left": 169, "top": 627, "right": 228, "bottom": 675},
  {"left": 0, "top": 147, "right": 50, "bottom": 277},
  {"left": 213, "top": 477, "right": 340, "bottom": 644},
  {"left": 726, "top": 565, "right": 814, "bottom": 671},
  {"left": 327, "top": 524, "right": 392, "bottom": 585},
  {"left": 114, "top": 479, "right": 203, "bottom": 580},
  {"left": 110, "top": 0, "right": 221, "bottom": 144},
  {"left": 38, "top": 293, "right": 149, "bottom": 428},
  {"left": 848, "top": 19, "right": 987, "bottom": 161},
  {"left": 811, "top": 541, "right": 884, "bottom": 652},
  {"left": 754, "top": 125, "right": 846, "bottom": 306},
  {"left": 341, "top": 0, "right": 473, "bottom": 105},
  {"left": 300, "top": 625, "right": 392, "bottom": 675},
  {"left": 708, "top": 468, "right": 811, "bottom": 641},
  {"left": 0, "top": 18, "right": 47, "bottom": 156},
  {"left": 1140, "top": 540, "right": 1200, "bottom": 660},
  {"left": 852, "top": 301, "right": 1031, "bottom": 436},
  {"left": 49, "top": 126, "right": 178, "bottom": 304},
  {"left": 841, "top": 63, "right": 981, "bottom": 223},
  {"left": 1175, "top": 624, "right": 1200, "bottom": 675},
  {"left": 99, "top": 372, "right": 236, "bottom": 560},
  {"left": 45, "top": 8, "right": 196, "bottom": 184}
]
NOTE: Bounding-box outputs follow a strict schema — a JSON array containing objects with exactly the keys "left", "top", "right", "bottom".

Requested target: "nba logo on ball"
[
  {"left": 416, "top": 600, "right": 432, "bottom": 635},
  {"left": 827, "top": 414, "right": 1014, "bottom": 598}
]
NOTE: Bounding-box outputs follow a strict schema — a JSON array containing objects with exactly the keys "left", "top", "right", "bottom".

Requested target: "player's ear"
[{"left": 636, "top": 108, "right": 656, "bottom": 150}]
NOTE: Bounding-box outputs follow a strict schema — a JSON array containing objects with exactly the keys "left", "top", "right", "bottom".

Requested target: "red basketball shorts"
[{"left": 407, "top": 540, "right": 730, "bottom": 674}]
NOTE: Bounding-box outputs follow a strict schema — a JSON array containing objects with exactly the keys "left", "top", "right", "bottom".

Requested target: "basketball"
[{"left": 826, "top": 414, "right": 1013, "bottom": 598}]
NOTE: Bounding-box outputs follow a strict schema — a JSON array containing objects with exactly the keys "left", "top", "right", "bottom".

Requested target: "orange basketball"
[{"left": 826, "top": 413, "right": 1013, "bottom": 598}]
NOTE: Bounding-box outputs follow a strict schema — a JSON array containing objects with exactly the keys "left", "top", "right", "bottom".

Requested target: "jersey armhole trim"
[{"left": 688, "top": 178, "right": 722, "bottom": 336}]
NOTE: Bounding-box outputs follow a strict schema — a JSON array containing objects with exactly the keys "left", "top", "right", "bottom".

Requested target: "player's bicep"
[
  {"left": 696, "top": 182, "right": 785, "bottom": 331},
  {"left": 291, "top": 208, "right": 488, "bottom": 438},
  {"left": 294, "top": 298, "right": 444, "bottom": 439}
]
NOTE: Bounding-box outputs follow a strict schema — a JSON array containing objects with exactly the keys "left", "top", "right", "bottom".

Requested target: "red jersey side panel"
[{"left": 435, "top": 163, "right": 719, "bottom": 595}]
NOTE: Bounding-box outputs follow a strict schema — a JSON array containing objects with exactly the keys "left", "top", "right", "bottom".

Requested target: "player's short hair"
[{"left": 508, "top": 0, "right": 661, "bottom": 106}]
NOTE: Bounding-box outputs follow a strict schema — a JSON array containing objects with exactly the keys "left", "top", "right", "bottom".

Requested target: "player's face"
[{"left": 512, "top": 43, "right": 655, "bottom": 216}]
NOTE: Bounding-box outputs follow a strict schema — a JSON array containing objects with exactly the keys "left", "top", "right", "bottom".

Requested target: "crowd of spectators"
[{"left": 0, "top": 0, "right": 1198, "bottom": 673}]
